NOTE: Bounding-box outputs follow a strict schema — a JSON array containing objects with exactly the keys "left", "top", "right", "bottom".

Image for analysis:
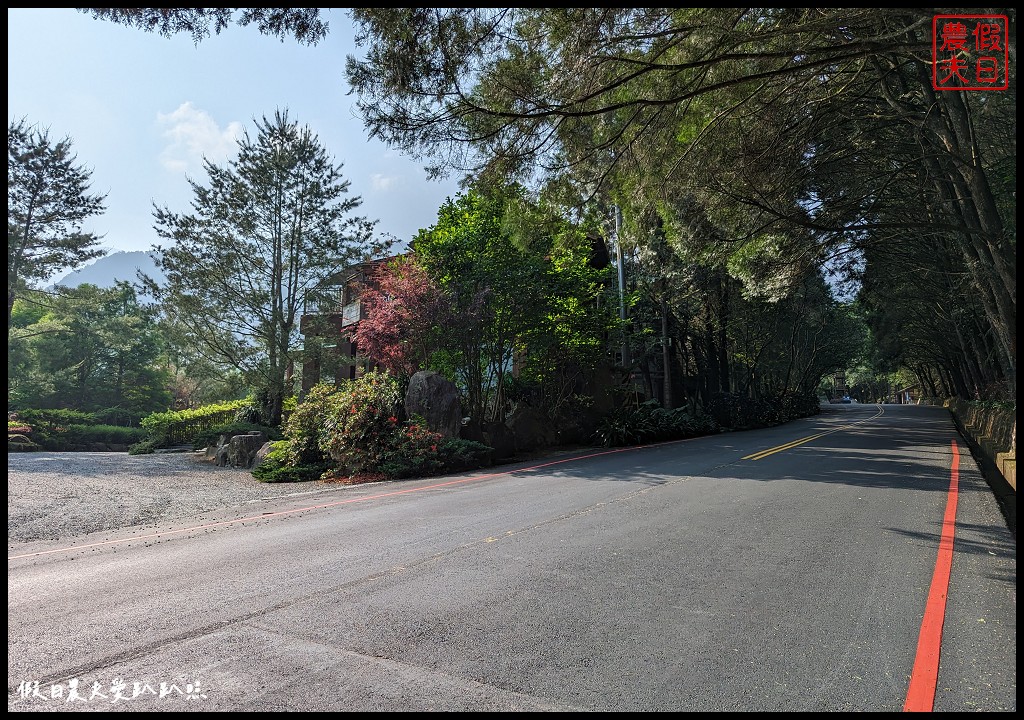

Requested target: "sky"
[{"left": 7, "top": 8, "right": 463, "bottom": 282}]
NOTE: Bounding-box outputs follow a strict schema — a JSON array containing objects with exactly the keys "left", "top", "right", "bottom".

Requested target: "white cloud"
[
  {"left": 371, "top": 173, "right": 401, "bottom": 192},
  {"left": 156, "top": 102, "right": 242, "bottom": 175}
]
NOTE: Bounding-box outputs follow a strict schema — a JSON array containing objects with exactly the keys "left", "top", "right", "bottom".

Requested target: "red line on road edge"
[
  {"left": 903, "top": 439, "right": 960, "bottom": 712},
  {"left": 8, "top": 443, "right": 680, "bottom": 561}
]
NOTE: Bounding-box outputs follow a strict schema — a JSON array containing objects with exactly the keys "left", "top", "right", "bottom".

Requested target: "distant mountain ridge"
[{"left": 49, "top": 251, "right": 164, "bottom": 289}]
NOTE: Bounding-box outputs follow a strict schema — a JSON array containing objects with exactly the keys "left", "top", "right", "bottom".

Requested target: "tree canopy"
[
  {"left": 145, "top": 109, "right": 388, "bottom": 425},
  {"left": 8, "top": 282, "right": 171, "bottom": 417},
  {"left": 80, "top": 7, "right": 1018, "bottom": 400},
  {"left": 8, "top": 118, "right": 107, "bottom": 327},
  {"left": 79, "top": 8, "right": 329, "bottom": 45},
  {"left": 341, "top": 8, "right": 1015, "bottom": 396}
]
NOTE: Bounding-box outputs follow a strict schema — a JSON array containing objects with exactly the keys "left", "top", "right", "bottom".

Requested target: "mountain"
[{"left": 48, "top": 251, "right": 164, "bottom": 289}]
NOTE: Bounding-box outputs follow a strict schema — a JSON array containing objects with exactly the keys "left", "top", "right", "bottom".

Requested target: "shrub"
[
  {"left": 35, "top": 424, "right": 148, "bottom": 450},
  {"left": 705, "top": 391, "right": 820, "bottom": 431},
  {"left": 376, "top": 420, "right": 447, "bottom": 479},
  {"left": 779, "top": 392, "right": 822, "bottom": 420},
  {"left": 92, "top": 407, "right": 143, "bottom": 427},
  {"left": 128, "top": 438, "right": 160, "bottom": 455},
  {"left": 707, "top": 393, "right": 779, "bottom": 430},
  {"left": 283, "top": 383, "right": 347, "bottom": 465},
  {"left": 593, "top": 399, "right": 719, "bottom": 447},
  {"left": 251, "top": 440, "right": 330, "bottom": 483},
  {"left": 271, "top": 372, "right": 493, "bottom": 482},
  {"left": 11, "top": 409, "right": 97, "bottom": 444},
  {"left": 140, "top": 399, "right": 249, "bottom": 447},
  {"left": 319, "top": 370, "right": 406, "bottom": 475},
  {"left": 437, "top": 437, "right": 493, "bottom": 471}
]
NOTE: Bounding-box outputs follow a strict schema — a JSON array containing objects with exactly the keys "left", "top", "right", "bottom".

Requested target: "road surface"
[{"left": 7, "top": 403, "right": 1016, "bottom": 711}]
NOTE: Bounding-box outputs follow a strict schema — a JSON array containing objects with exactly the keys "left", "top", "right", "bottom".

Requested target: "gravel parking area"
[{"left": 7, "top": 451, "right": 335, "bottom": 544}]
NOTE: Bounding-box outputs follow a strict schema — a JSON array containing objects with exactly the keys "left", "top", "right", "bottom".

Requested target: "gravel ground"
[{"left": 7, "top": 451, "right": 337, "bottom": 544}]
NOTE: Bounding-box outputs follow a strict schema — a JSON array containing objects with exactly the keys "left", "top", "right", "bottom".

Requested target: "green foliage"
[
  {"left": 436, "top": 437, "right": 494, "bottom": 472},
  {"left": 91, "top": 407, "right": 144, "bottom": 427},
  {"left": 375, "top": 419, "right": 448, "bottom": 479},
  {"left": 593, "top": 399, "right": 720, "bottom": 448},
  {"left": 81, "top": 8, "right": 329, "bottom": 45},
  {"left": 274, "top": 372, "right": 494, "bottom": 481},
  {"left": 11, "top": 407, "right": 148, "bottom": 449},
  {"left": 282, "top": 383, "right": 346, "bottom": 465},
  {"left": 318, "top": 370, "right": 406, "bottom": 475},
  {"left": 251, "top": 440, "right": 330, "bottom": 483},
  {"left": 12, "top": 408, "right": 97, "bottom": 441},
  {"left": 410, "top": 185, "right": 616, "bottom": 425},
  {"left": 968, "top": 399, "right": 1016, "bottom": 413},
  {"left": 230, "top": 390, "right": 296, "bottom": 426},
  {"left": 147, "top": 109, "right": 390, "bottom": 426},
  {"left": 34, "top": 424, "right": 148, "bottom": 450},
  {"left": 140, "top": 399, "right": 249, "bottom": 447},
  {"left": 128, "top": 439, "right": 160, "bottom": 455},
  {"left": 8, "top": 117, "right": 106, "bottom": 326},
  {"left": 344, "top": 8, "right": 1015, "bottom": 401},
  {"left": 706, "top": 391, "right": 820, "bottom": 432},
  {"left": 8, "top": 283, "right": 173, "bottom": 415}
]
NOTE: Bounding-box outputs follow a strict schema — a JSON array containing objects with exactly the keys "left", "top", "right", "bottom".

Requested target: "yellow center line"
[
  {"left": 742, "top": 405, "right": 885, "bottom": 461},
  {"left": 743, "top": 433, "right": 828, "bottom": 461}
]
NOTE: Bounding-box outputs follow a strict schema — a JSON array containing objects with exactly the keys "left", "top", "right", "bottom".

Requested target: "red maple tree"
[{"left": 347, "top": 255, "right": 449, "bottom": 376}]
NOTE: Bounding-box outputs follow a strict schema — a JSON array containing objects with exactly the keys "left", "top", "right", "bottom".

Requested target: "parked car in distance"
[{"left": 840, "top": 396, "right": 852, "bottom": 403}]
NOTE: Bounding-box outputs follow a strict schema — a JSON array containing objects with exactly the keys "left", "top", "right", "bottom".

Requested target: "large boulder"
[
  {"left": 505, "top": 404, "right": 551, "bottom": 453},
  {"left": 253, "top": 441, "right": 275, "bottom": 469},
  {"left": 405, "top": 370, "right": 462, "bottom": 438},
  {"left": 226, "top": 431, "right": 269, "bottom": 468},
  {"left": 481, "top": 421, "right": 516, "bottom": 462}
]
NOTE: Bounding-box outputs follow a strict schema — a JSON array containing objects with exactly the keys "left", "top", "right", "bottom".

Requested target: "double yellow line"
[{"left": 742, "top": 405, "right": 885, "bottom": 461}]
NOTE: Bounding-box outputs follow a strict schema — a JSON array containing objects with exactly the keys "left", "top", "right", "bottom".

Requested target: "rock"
[
  {"left": 481, "top": 421, "right": 516, "bottom": 461},
  {"left": 253, "top": 441, "right": 275, "bottom": 469},
  {"left": 506, "top": 404, "right": 550, "bottom": 453},
  {"left": 7, "top": 434, "right": 40, "bottom": 452},
  {"left": 405, "top": 370, "right": 462, "bottom": 438},
  {"left": 227, "top": 432, "right": 268, "bottom": 468}
]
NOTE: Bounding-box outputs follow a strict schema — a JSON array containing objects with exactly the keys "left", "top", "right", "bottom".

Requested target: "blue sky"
[{"left": 7, "top": 8, "right": 462, "bottom": 281}]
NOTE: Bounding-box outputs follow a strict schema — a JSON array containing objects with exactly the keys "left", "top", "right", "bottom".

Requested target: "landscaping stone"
[
  {"left": 226, "top": 431, "right": 269, "bottom": 469},
  {"left": 405, "top": 370, "right": 462, "bottom": 438}
]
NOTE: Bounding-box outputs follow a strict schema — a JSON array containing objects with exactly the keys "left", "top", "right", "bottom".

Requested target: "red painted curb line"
[{"left": 903, "top": 439, "right": 960, "bottom": 712}]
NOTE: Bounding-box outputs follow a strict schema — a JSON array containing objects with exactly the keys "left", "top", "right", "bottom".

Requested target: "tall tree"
[
  {"left": 340, "top": 8, "right": 1015, "bottom": 397},
  {"left": 7, "top": 118, "right": 107, "bottom": 327},
  {"left": 85, "top": 8, "right": 1017, "bottom": 398},
  {"left": 406, "top": 185, "right": 615, "bottom": 425},
  {"left": 146, "top": 110, "right": 388, "bottom": 425}
]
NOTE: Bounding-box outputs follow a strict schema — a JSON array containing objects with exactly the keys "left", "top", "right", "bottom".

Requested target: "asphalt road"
[{"left": 7, "top": 403, "right": 1016, "bottom": 712}]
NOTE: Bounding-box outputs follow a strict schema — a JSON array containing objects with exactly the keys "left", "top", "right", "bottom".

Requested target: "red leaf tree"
[{"left": 347, "top": 255, "right": 448, "bottom": 376}]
